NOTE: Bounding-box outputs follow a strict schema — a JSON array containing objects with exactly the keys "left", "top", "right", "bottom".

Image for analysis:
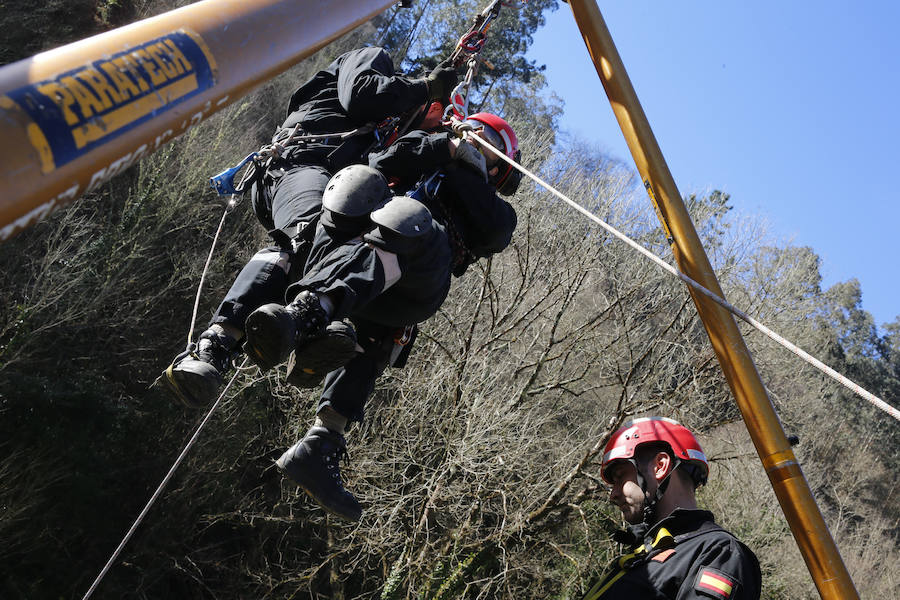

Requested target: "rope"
[
  {"left": 186, "top": 196, "right": 239, "bottom": 348},
  {"left": 81, "top": 358, "right": 248, "bottom": 600},
  {"left": 85, "top": 191, "right": 254, "bottom": 598},
  {"left": 464, "top": 129, "right": 900, "bottom": 424}
]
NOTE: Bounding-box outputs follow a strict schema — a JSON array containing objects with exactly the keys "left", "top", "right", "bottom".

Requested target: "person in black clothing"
[
  {"left": 243, "top": 113, "right": 521, "bottom": 521},
  {"left": 163, "top": 46, "right": 457, "bottom": 407},
  {"left": 581, "top": 417, "right": 761, "bottom": 599}
]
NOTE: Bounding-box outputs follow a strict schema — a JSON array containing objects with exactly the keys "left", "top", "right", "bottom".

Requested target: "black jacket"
[
  {"left": 582, "top": 509, "right": 761, "bottom": 600},
  {"left": 368, "top": 130, "right": 517, "bottom": 275},
  {"left": 280, "top": 46, "right": 429, "bottom": 171}
]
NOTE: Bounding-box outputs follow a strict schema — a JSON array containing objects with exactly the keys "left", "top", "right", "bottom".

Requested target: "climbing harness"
[
  {"left": 208, "top": 0, "right": 526, "bottom": 198},
  {"left": 406, "top": 170, "right": 477, "bottom": 274},
  {"left": 208, "top": 121, "right": 394, "bottom": 198},
  {"left": 460, "top": 124, "right": 900, "bottom": 424}
]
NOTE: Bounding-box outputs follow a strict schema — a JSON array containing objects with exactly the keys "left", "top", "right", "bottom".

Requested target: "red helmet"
[
  {"left": 601, "top": 417, "right": 709, "bottom": 486},
  {"left": 463, "top": 112, "right": 522, "bottom": 196}
]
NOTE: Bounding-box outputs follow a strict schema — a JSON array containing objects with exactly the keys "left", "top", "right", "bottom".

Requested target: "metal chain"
[{"left": 443, "top": 0, "right": 526, "bottom": 120}]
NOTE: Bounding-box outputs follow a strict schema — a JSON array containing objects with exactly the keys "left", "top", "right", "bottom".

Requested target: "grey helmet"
[
  {"left": 321, "top": 165, "right": 391, "bottom": 232},
  {"left": 365, "top": 196, "right": 433, "bottom": 253}
]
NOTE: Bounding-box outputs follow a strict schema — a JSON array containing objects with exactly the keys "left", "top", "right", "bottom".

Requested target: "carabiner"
[{"left": 208, "top": 153, "right": 258, "bottom": 196}]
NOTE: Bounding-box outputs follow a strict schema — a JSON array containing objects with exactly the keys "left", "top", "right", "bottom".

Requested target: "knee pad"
[{"left": 251, "top": 247, "right": 293, "bottom": 276}]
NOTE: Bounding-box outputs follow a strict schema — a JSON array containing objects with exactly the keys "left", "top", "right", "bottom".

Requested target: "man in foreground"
[{"left": 582, "top": 417, "right": 761, "bottom": 599}]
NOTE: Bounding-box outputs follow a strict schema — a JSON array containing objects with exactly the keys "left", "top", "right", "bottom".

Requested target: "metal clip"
[{"left": 209, "top": 153, "right": 258, "bottom": 196}]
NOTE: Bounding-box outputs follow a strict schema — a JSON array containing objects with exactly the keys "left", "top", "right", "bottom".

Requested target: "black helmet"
[{"left": 321, "top": 165, "right": 391, "bottom": 232}]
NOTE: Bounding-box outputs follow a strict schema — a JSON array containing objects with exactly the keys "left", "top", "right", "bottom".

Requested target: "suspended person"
[
  {"left": 163, "top": 46, "right": 458, "bottom": 407},
  {"left": 241, "top": 113, "right": 522, "bottom": 520},
  {"left": 581, "top": 417, "right": 761, "bottom": 600}
]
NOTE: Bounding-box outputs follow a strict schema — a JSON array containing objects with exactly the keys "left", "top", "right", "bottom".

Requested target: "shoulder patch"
[{"left": 695, "top": 567, "right": 737, "bottom": 598}]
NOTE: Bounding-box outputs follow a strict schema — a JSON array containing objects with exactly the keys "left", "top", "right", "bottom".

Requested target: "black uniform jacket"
[
  {"left": 368, "top": 130, "right": 517, "bottom": 275},
  {"left": 582, "top": 509, "right": 761, "bottom": 600},
  {"left": 280, "top": 46, "right": 429, "bottom": 171}
]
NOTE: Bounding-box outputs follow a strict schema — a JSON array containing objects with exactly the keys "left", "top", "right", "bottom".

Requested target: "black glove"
[
  {"left": 425, "top": 60, "right": 458, "bottom": 103},
  {"left": 454, "top": 139, "right": 487, "bottom": 182}
]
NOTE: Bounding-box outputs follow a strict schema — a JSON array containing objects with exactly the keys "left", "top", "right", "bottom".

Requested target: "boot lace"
[
  {"left": 289, "top": 291, "right": 329, "bottom": 340},
  {"left": 194, "top": 332, "right": 234, "bottom": 374},
  {"left": 323, "top": 444, "right": 351, "bottom": 489}
]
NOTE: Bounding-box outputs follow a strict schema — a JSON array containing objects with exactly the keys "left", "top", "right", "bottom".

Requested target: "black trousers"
[
  {"left": 211, "top": 164, "right": 332, "bottom": 330},
  {"left": 318, "top": 319, "right": 396, "bottom": 423},
  {"left": 294, "top": 223, "right": 452, "bottom": 423}
]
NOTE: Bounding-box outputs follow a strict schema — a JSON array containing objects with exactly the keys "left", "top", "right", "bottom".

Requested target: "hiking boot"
[
  {"left": 276, "top": 426, "right": 362, "bottom": 522},
  {"left": 286, "top": 319, "right": 359, "bottom": 388},
  {"left": 244, "top": 291, "right": 329, "bottom": 370},
  {"left": 163, "top": 329, "right": 235, "bottom": 408}
]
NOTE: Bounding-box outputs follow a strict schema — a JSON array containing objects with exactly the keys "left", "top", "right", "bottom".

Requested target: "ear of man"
[
  {"left": 650, "top": 451, "right": 674, "bottom": 481},
  {"left": 635, "top": 442, "right": 675, "bottom": 485}
]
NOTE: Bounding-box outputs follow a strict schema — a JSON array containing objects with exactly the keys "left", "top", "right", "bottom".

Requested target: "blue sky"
[{"left": 528, "top": 1, "right": 899, "bottom": 329}]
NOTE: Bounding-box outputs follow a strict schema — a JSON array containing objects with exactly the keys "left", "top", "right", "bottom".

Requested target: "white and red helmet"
[
  {"left": 462, "top": 112, "right": 522, "bottom": 196},
  {"left": 601, "top": 417, "right": 709, "bottom": 486}
]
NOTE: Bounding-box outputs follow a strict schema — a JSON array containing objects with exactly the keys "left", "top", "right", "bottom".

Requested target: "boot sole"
[
  {"left": 244, "top": 305, "right": 296, "bottom": 370},
  {"left": 275, "top": 455, "right": 362, "bottom": 522},
  {"left": 162, "top": 362, "right": 223, "bottom": 409},
  {"left": 286, "top": 330, "right": 359, "bottom": 388}
]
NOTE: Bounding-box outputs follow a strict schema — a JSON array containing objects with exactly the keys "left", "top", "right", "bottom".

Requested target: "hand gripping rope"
[{"left": 455, "top": 117, "right": 900, "bottom": 424}]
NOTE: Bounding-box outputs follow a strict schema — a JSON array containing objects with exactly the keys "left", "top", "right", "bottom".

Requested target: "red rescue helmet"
[
  {"left": 463, "top": 112, "right": 522, "bottom": 196},
  {"left": 601, "top": 417, "right": 709, "bottom": 487}
]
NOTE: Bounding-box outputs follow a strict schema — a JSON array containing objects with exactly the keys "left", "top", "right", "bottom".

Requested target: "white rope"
[
  {"left": 466, "top": 130, "right": 900, "bottom": 423},
  {"left": 83, "top": 194, "right": 249, "bottom": 599},
  {"left": 186, "top": 195, "right": 240, "bottom": 347},
  {"left": 81, "top": 359, "right": 247, "bottom": 600}
]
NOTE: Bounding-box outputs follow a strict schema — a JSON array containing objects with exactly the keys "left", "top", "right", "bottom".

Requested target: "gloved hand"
[
  {"left": 425, "top": 59, "right": 458, "bottom": 103},
  {"left": 453, "top": 138, "right": 487, "bottom": 182}
]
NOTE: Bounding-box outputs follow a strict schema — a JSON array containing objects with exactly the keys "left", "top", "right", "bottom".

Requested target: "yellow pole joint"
[{"left": 565, "top": 2, "right": 859, "bottom": 598}]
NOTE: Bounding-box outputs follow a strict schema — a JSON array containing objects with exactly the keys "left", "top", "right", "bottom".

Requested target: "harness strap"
[{"left": 407, "top": 171, "right": 475, "bottom": 275}]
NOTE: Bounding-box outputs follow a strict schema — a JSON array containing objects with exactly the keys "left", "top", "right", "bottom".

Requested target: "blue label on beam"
[{"left": 4, "top": 30, "right": 217, "bottom": 173}]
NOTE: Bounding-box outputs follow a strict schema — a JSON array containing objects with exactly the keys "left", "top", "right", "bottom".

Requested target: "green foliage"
[
  {"left": 0, "top": 0, "right": 138, "bottom": 65},
  {"left": 374, "top": 0, "right": 565, "bottom": 135}
]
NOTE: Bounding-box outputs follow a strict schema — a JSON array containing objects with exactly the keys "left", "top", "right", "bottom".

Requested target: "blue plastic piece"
[
  {"left": 209, "top": 153, "right": 258, "bottom": 196},
  {"left": 406, "top": 172, "right": 444, "bottom": 203}
]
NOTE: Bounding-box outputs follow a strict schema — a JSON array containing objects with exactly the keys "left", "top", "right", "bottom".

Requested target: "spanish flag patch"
[{"left": 695, "top": 568, "right": 736, "bottom": 598}]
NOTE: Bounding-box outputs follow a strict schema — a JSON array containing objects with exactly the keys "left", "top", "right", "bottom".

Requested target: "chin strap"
[
  {"left": 639, "top": 457, "right": 683, "bottom": 527},
  {"left": 612, "top": 522, "right": 649, "bottom": 547}
]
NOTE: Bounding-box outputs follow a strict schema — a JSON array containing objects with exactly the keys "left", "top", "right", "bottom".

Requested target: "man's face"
[
  {"left": 420, "top": 102, "right": 445, "bottom": 130},
  {"left": 606, "top": 460, "right": 647, "bottom": 525},
  {"left": 467, "top": 130, "right": 502, "bottom": 180}
]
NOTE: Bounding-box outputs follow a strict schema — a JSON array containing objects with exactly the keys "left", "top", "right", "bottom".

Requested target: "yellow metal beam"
[
  {"left": 565, "top": 2, "right": 859, "bottom": 598},
  {"left": 0, "top": 0, "right": 396, "bottom": 241}
]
